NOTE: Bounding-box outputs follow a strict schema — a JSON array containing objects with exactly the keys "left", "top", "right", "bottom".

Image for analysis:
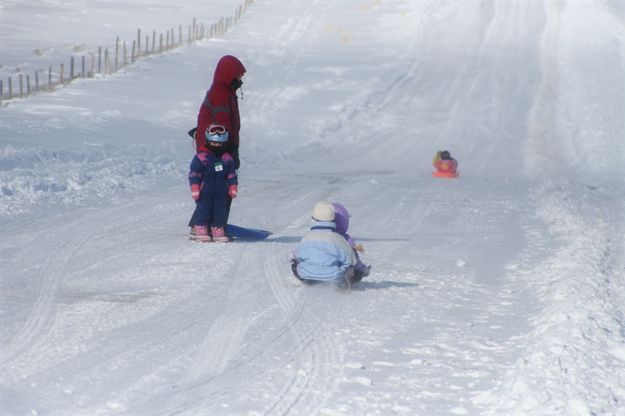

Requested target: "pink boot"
[
  {"left": 193, "top": 225, "right": 211, "bottom": 242},
  {"left": 211, "top": 226, "right": 229, "bottom": 243}
]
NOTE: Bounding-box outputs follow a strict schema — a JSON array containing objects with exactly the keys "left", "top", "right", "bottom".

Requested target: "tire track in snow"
[
  {"left": 250, "top": 0, "right": 326, "bottom": 121},
  {"left": 262, "top": 244, "right": 344, "bottom": 416},
  {"left": 14, "top": 196, "right": 256, "bottom": 415},
  {"left": 181, "top": 247, "right": 255, "bottom": 384},
  {"left": 0, "top": 212, "right": 109, "bottom": 378},
  {"left": 135, "top": 247, "right": 265, "bottom": 416},
  {"left": 0, "top": 195, "right": 219, "bottom": 398}
]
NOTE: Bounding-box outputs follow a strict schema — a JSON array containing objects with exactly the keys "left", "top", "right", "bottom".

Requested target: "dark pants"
[
  {"left": 189, "top": 191, "right": 232, "bottom": 228},
  {"left": 189, "top": 196, "right": 232, "bottom": 228}
]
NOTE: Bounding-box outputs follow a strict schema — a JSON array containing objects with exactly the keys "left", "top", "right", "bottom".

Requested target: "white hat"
[{"left": 312, "top": 202, "right": 335, "bottom": 222}]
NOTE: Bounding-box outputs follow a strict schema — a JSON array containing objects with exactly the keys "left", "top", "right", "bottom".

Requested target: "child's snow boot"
[
  {"left": 193, "top": 225, "right": 211, "bottom": 242},
  {"left": 189, "top": 226, "right": 196, "bottom": 240},
  {"left": 211, "top": 226, "right": 229, "bottom": 243}
]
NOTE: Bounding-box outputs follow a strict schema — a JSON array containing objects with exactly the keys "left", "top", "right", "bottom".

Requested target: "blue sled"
[{"left": 226, "top": 224, "right": 272, "bottom": 241}]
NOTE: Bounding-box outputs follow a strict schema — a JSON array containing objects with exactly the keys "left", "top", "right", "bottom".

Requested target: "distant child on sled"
[
  {"left": 290, "top": 202, "right": 369, "bottom": 289},
  {"left": 432, "top": 150, "right": 459, "bottom": 178},
  {"left": 188, "top": 124, "right": 238, "bottom": 243}
]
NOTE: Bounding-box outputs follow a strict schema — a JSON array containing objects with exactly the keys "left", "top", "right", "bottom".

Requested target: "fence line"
[{"left": 0, "top": 0, "right": 255, "bottom": 104}]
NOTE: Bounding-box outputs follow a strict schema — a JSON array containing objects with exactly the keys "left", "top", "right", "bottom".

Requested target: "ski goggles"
[
  {"left": 208, "top": 124, "right": 226, "bottom": 135},
  {"left": 206, "top": 124, "right": 229, "bottom": 143}
]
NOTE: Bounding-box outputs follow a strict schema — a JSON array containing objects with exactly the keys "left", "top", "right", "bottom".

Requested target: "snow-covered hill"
[{"left": 2, "top": 1, "right": 625, "bottom": 415}]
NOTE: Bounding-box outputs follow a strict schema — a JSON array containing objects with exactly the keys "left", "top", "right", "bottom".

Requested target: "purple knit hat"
[{"left": 332, "top": 203, "right": 350, "bottom": 234}]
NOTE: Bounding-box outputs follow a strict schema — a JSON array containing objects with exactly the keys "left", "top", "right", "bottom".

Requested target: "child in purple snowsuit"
[
  {"left": 188, "top": 124, "right": 238, "bottom": 242},
  {"left": 332, "top": 202, "right": 371, "bottom": 281}
]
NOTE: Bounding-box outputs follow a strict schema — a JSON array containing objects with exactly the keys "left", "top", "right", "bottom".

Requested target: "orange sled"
[{"left": 432, "top": 171, "right": 459, "bottom": 178}]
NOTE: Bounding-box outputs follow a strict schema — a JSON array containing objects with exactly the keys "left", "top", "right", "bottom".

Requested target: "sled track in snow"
[
  {"left": 262, "top": 244, "right": 344, "bottom": 416},
  {"left": 0, "top": 213, "right": 109, "bottom": 379},
  {"left": 252, "top": 0, "right": 326, "bottom": 121},
  {"left": 134, "top": 245, "right": 344, "bottom": 416}
]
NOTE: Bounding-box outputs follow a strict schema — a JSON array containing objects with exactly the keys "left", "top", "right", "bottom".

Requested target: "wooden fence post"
[
  {"left": 35, "top": 71, "right": 39, "bottom": 91},
  {"left": 26, "top": 75, "right": 31, "bottom": 95},
  {"left": 0, "top": 80, "right": 3, "bottom": 100},
  {"left": 104, "top": 49, "right": 109, "bottom": 73},
  {"left": 145, "top": 35, "right": 148, "bottom": 55},
  {"left": 98, "top": 47, "right": 102, "bottom": 73},
  {"left": 137, "top": 28, "right": 141, "bottom": 58},
  {"left": 48, "top": 66, "right": 52, "bottom": 89},
  {"left": 8, "top": 77, "right": 12, "bottom": 98},
  {"left": 81, "top": 56, "right": 85, "bottom": 77},
  {"left": 152, "top": 31, "right": 156, "bottom": 53},
  {"left": 18, "top": 74, "right": 23, "bottom": 97},
  {"left": 115, "top": 36, "right": 120, "bottom": 70},
  {"left": 123, "top": 42, "right": 127, "bottom": 66},
  {"left": 70, "top": 56, "right": 75, "bottom": 79},
  {"left": 159, "top": 33, "right": 163, "bottom": 53},
  {"left": 131, "top": 40, "right": 136, "bottom": 62},
  {"left": 179, "top": 25, "right": 182, "bottom": 46}
]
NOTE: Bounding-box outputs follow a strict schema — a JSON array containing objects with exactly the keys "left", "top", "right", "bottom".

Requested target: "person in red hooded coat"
[
  {"left": 195, "top": 55, "right": 246, "bottom": 169},
  {"left": 188, "top": 55, "right": 246, "bottom": 237}
]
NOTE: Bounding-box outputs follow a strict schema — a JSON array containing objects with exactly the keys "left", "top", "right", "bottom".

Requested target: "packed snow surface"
[{"left": 2, "top": 0, "right": 625, "bottom": 415}]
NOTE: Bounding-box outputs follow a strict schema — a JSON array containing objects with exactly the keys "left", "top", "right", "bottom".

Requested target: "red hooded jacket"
[{"left": 196, "top": 55, "right": 246, "bottom": 164}]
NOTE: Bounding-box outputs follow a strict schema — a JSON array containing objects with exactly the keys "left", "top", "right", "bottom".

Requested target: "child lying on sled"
[
  {"left": 290, "top": 202, "right": 369, "bottom": 289},
  {"left": 432, "top": 150, "right": 459, "bottom": 178}
]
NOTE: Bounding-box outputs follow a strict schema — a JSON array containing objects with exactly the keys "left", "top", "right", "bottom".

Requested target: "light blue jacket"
[{"left": 294, "top": 221, "right": 356, "bottom": 281}]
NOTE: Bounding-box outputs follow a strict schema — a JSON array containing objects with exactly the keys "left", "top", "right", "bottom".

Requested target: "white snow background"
[{"left": 2, "top": 0, "right": 625, "bottom": 415}]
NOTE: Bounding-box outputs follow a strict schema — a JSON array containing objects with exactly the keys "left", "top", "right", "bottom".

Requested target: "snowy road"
[{"left": 2, "top": 0, "right": 625, "bottom": 415}]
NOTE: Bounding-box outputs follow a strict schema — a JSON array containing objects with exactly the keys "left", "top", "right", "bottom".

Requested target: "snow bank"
[
  {"left": 0, "top": 144, "right": 181, "bottom": 218},
  {"left": 475, "top": 181, "right": 625, "bottom": 414}
]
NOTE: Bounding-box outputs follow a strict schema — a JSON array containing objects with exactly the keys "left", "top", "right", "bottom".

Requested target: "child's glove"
[
  {"left": 354, "top": 244, "right": 365, "bottom": 253},
  {"left": 191, "top": 184, "right": 200, "bottom": 200},
  {"left": 228, "top": 184, "right": 238, "bottom": 198}
]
